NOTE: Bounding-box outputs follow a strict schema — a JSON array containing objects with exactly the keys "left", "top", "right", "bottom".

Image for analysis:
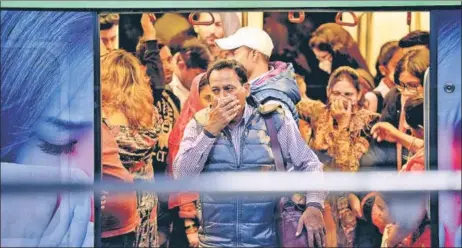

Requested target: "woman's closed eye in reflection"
[
  {"left": 34, "top": 117, "right": 93, "bottom": 156},
  {"left": 38, "top": 140, "right": 77, "bottom": 155}
]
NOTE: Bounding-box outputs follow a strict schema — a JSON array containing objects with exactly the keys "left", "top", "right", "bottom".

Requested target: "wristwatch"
[{"left": 203, "top": 129, "right": 217, "bottom": 138}]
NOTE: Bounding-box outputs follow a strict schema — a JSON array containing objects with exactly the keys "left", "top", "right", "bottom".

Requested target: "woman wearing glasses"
[
  {"left": 386, "top": 48, "right": 429, "bottom": 169},
  {"left": 394, "top": 48, "right": 428, "bottom": 104},
  {"left": 361, "top": 47, "right": 429, "bottom": 171}
]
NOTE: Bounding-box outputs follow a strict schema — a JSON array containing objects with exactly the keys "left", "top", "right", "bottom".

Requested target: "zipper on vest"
[
  {"left": 237, "top": 112, "right": 257, "bottom": 245},
  {"left": 221, "top": 129, "right": 241, "bottom": 246},
  {"left": 224, "top": 111, "right": 257, "bottom": 246},
  {"left": 238, "top": 112, "right": 257, "bottom": 168},
  {"left": 222, "top": 129, "right": 239, "bottom": 168}
]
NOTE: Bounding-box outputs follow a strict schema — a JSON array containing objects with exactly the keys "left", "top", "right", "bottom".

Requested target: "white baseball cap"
[{"left": 215, "top": 26, "right": 274, "bottom": 57}]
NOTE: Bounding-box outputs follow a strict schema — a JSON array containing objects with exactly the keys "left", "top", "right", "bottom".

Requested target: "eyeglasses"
[
  {"left": 396, "top": 83, "right": 421, "bottom": 94},
  {"left": 330, "top": 91, "right": 356, "bottom": 98}
]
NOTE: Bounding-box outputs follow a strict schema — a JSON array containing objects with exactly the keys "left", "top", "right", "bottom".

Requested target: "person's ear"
[
  {"left": 251, "top": 50, "right": 259, "bottom": 62},
  {"left": 379, "top": 65, "right": 388, "bottom": 76},
  {"left": 177, "top": 57, "right": 186, "bottom": 70},
  {"left": 172, "top": 53, "right": 180, "bottom": 64},
  {"left": 243, "top": 82, "right": 250, "bottom": 97}
]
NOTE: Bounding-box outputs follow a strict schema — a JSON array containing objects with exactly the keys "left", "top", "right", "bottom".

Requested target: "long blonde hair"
[{"left": 101, "top": 50, "right": 155, "bottom": 129}]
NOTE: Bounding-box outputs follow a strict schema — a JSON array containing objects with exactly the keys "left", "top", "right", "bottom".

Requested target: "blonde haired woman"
[{"left": 101, "top": 50, "right": 159, "bottom": 247}]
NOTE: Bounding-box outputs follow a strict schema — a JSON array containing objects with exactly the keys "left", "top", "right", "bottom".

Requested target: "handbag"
[{"left": 262, "top": 114, "right": 309, "bottom": 248}]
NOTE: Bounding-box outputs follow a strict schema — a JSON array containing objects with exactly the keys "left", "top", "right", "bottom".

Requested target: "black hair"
[
  {"left": 206, "top": 59, "right": 248, "bottom": 85},
  {"left": 100, "top": 13, "right": 120, "bottom": 30},
  {"left": 374, "top": 41, "right": 400, "bottom": 85},
  {"left": 179, "top": 39, "right": 211, "bottom": 70},
  {"left": 198, "top": 74, "right": 209, "bottom": 91},
  {"left": 135, "top": 37, "right": 167, "bottom": 66},
  {"left": 394, "top": 48, "right": 429, "bottom": 86},
  {"left": 362, "top": 195, "right": 376, "bottom": 223},
  {"left": 135, "top": 37, "right": 147, "bottom": 65},
  {"left": 404, "top": 95, "right": 424, "bottom": 130},
  {"left": 399, "top": 30, "right": 429, "bottom": 48},
  {"left": 168, "top": 28, "right": 197, "bottom": 55}
]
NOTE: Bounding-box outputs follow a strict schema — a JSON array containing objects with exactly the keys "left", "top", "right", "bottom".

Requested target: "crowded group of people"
[{"left": 99, "top": 12, "right": 437, "bottom": 247}]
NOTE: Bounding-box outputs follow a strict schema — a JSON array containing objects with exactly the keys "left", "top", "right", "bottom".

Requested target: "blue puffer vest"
[
  {"left": 193, "top": 101, "right": 285, "bottom": 247},
  {"left": 250, "top": 61, "right": 301, "bottom": 123}
]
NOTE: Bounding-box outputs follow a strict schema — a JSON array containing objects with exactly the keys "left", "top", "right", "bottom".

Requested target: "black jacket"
[{"left": 360, "top": 87, "right": 408, "bottom": 170}]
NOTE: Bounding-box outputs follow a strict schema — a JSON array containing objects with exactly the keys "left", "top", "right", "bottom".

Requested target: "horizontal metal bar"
[
  {"left": 1, "top": 171, "right": 460, "bottom": 194},
  {"left": 1, "top": 1, "right": 461, "bottom": 9}
]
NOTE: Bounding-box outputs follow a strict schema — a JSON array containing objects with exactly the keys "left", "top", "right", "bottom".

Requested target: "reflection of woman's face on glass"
[
  {"left": 15, "top": 63, "right": 94, "bottom": 176},
  {"left": 1, "top": 11, "right": 95, "bottom": 246}
]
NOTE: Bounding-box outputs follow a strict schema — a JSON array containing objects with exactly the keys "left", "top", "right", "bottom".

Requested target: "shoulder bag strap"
[{"left": 263, "top": 114, "right": 286, "bottom": 172}]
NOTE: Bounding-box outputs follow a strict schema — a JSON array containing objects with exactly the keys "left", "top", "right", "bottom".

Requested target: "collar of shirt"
[
  {"left": 228, "top": 103, "right": 255, "bottom": 130},
  {"left": 242, "top": 103, "right": 255, "bottom": 124},
  {"left": 375, "top": 79, "right": 391, "bottom": 96}
]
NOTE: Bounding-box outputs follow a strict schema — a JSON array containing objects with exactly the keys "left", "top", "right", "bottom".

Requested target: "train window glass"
[{"left": 98, "top": 10, "right": 437, "bottom": 248}]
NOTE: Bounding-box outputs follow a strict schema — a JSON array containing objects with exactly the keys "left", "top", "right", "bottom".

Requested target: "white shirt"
[
  {"left": 169, "top": 73, "right": 190, "bottom": 109},
  {"left": 374, "top": 78, "right": 391, "bottom": 98}
]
